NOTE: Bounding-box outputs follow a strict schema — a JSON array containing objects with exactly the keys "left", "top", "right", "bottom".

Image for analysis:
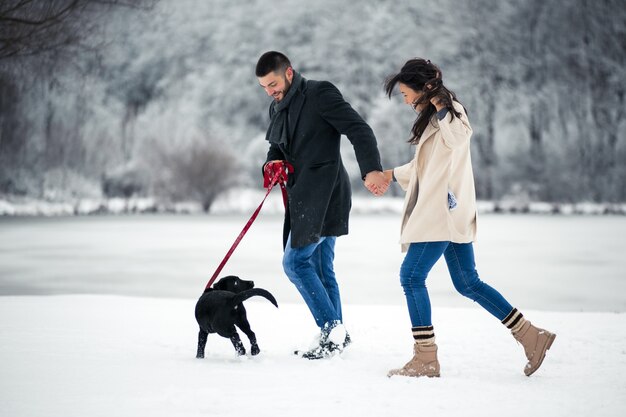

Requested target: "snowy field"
[
  {"left": 1, "top": 213, "right": 626, "bottom": 416},
  {"left": 1, "top": 296, "right": 625, "bottom": 417}
]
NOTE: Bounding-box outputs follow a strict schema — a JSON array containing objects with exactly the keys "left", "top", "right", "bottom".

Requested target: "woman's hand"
[
  {"left": 383, "top": 169, "right": 393, "bottom": 183},
  {"left": 364, "top": 171, "right": 390, "bottom": 197},
  {"left": 430, "top": 94, "right": 447, "bottom": 112}
]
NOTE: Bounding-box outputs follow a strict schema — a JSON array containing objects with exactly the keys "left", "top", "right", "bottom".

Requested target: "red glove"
[{"left": 263, "top": 160, "right": 293, "bottom": 188}]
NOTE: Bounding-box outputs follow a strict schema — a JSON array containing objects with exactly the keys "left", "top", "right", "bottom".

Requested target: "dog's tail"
[{"left": 230, "top": 288, "right": 278, "bottom": 309}]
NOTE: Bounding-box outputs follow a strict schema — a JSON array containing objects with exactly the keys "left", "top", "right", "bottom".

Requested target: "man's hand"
[
  {"left": 263, "top": 160, "right": 286, "bottom": 188},
  {"left": 364, "top": 170, "right": 390, "bottom": 197},
  {"left": 264, "top": 160, "right": 284, "bottom": 174}
]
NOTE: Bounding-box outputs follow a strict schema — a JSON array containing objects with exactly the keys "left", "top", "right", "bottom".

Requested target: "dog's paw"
[
  {"left": 196, "top": 353, "right": 205, "bottom": 359},
  {"left": 251, "top": 344, "right": 260, "bottom": 356}
]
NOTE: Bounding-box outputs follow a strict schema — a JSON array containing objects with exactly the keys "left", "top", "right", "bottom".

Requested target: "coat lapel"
[
  {"left": 288, "top": 87, "right": 306, "bottom": 140},
  {"left": 420, "top": 119, "right": 439, "bottom": 145},
  {"left": 414, "top": 119, "right": 439, "bottom": 161}
]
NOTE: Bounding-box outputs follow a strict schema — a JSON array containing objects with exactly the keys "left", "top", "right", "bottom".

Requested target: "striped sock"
[
  {"left": 412, "top": 325, "right": 435, "bottom": 346},
  {"left": 502, "top": 308, "right": 527, "bottom": 334}
]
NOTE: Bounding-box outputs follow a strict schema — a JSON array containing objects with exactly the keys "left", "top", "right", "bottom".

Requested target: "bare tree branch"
[
  {"left": 0, "top": 0, "right": 154, "bottom": 60},
  {"left": 0, "top": 0, "right": 80, "bottom": 25}
]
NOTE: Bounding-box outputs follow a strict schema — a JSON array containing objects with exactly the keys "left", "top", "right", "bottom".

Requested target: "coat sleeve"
[
  {"left": 314, "top": 81, "right": 382, "bottom": 178},
  {"left": 262, "top": 104, "right": 285, "bottom": 174},
  {"left": 439, "top": 101, "right": 473, "bottom": 150},
  {"left": 393, "top": 159, "right": 415, "bottom": 191},
  {"left": 265, "top": 142, "right": 285, "bottom": 164}
]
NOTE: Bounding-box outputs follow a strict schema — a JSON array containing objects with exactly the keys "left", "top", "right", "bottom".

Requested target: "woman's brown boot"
[
  {"left": 387, "top": 343, "right": 440, "bottom": 378},
  {"left": 513, "top": 321, "right": 556, "bottom": 376}
]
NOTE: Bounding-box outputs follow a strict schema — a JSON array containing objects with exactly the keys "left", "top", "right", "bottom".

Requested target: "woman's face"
[{"left": 399, "top": 83, "right": 427, "bottom": 112}]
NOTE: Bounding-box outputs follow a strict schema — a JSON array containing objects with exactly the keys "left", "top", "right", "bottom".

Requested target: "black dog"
[{"left": 195, "top": 275, "right": 278, "bottom": 358}]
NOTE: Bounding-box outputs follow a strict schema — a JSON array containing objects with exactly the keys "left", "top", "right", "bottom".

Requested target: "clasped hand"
[{"left": 364, "top": 170, "right": 391, "bottom": 197}]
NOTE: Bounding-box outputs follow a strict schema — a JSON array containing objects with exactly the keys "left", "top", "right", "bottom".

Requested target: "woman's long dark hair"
[{"left": 384, "top": 58, "right": 463, "bottom": 144}]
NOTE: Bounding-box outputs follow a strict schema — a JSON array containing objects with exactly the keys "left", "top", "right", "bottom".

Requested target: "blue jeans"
[
  {"left": 400, "top": 241, "right": 514, "bottom": 327},
  {"left": 283, "top": 233, "right": 342, "bottom": 328}
]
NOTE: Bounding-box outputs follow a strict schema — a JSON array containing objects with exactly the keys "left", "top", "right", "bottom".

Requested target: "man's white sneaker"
[{"left": 294, "top": 321, "right": 349, "bottom": 359}]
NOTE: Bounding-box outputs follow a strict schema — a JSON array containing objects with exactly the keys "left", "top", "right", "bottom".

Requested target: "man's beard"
[{"left": 274, "top": 78, "right": 292, "bottom": 102}]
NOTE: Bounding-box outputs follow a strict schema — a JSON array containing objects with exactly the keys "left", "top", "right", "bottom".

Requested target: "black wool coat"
[{"left": 264, "top": 79, "right": 382, "bottom": 249}]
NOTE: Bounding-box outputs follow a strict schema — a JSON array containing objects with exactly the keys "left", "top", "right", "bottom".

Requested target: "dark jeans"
[
  {"left": 282, "top": 233, "right": 342, "bottom": 328},
  {"left": 400, "top": 241, "right": 514, "bottom": 327}
]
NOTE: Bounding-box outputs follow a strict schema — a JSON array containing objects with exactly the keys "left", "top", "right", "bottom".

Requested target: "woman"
[{"left": 380, "top": 58, "right": 556, "bottom": 378}]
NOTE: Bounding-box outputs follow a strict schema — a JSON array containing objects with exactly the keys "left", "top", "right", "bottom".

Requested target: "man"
[{"left": 256, "top": 51, "right": 388, "bottom": 359}]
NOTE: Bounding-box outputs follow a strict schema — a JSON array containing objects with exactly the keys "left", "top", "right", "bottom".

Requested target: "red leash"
[{"left": 204, "top": 161, "right": 292, "bottom": 290}]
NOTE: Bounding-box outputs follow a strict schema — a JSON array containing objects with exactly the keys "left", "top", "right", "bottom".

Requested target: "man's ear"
[{"left": 285, "top": 66, "right": 294, "bottom": 82}]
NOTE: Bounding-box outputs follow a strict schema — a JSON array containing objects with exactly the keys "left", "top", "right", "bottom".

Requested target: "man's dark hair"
[{"left": 255, "top": 51, "right": 292, "bottom": 77}]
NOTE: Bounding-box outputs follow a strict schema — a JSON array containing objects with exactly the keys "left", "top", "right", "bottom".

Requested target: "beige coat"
[{"left": 393, "top": 101, "right": 477, "bottom": 252}]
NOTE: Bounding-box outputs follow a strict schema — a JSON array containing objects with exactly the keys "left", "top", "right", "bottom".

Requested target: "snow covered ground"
[
  {"left": 1, "top": 213, "right": 626, "bottom": 416},
  {"left": 2, "top": 189, "right": 626, "bottom": 216},
  {"left": 1, "top": 296, "right": 624, "bottom": 417}
]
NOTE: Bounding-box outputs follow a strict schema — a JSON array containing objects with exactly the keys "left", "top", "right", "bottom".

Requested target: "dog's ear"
[{"left": 213, "top": 278, "right": 225, "bottom": 290}]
